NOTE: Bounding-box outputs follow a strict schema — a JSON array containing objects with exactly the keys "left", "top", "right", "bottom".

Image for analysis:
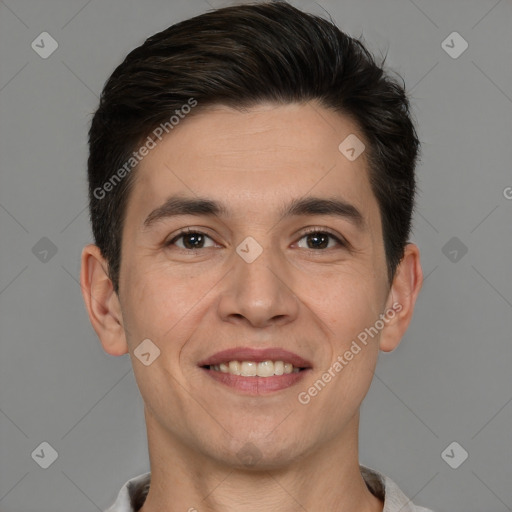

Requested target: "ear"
[
  {"left": 379, "top": 243, "right": 423, "bottom": 352},
  {"left": 80, "top": 244, "right": 128, "bottom": 356}
]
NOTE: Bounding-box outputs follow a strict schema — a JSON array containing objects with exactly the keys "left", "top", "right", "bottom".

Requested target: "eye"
[
  {"left": 165, "top": 228, "right": 347, "bottom": 251},
  {"left": 166, "top": 228, "right": 216, "bottom": 250},
  {"left": 296, "top": 229, "right": 345, "bottom": 250}
]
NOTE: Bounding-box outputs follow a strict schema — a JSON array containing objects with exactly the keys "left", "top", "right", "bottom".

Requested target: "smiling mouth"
[
  {"left": 202, "top": 360, "right": 305, "bottom": 377},
  {"left": 198, "top": 348, "right": 312, "bottom": 393}
]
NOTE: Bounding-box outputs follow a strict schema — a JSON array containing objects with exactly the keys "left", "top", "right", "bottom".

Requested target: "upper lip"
[{"left": 198, "top": 347, "right": 312, "bottom": 368}]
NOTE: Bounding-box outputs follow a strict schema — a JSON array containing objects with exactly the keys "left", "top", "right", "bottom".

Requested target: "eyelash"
[{"left": 165, "top": 227, "right": 347, "bottom": 251}]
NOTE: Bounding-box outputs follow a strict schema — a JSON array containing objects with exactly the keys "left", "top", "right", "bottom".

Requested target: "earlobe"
[
  {"left": 80, "top": 244, "right": 129, "bottom": 356},
  {"left": 379, "top": 243, "right": 423, "bottom": 352}
]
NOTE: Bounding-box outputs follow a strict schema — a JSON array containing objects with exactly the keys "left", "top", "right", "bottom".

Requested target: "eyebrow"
[{"left": 143, "top": 195, "right": 365, "bottom": 229}]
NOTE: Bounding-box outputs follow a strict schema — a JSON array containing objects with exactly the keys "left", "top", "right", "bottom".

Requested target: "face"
[{"left": 107, "top": 103, "right": 403, "bottom": 468}]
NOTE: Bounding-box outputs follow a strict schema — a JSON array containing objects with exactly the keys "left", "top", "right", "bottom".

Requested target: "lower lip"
[{"left": 201, "top": 368, "right": 310, "bottom": 394}]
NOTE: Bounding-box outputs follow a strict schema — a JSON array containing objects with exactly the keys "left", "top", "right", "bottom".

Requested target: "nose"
[{"left": 216, "top": 239, "right": 300, "bottom": 329}]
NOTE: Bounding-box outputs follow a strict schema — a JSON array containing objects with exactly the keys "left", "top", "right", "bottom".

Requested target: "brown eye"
[
  {"left": 167, "top": 230, "right": 215, "bottom": 250},
  {"left": 297, "top": 230, "right": 344, "bottom": 250}
]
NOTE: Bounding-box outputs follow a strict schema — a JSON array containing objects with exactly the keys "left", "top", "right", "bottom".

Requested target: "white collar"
[{"left": 105, "top": 465, "right": 434, "bottom": 512}]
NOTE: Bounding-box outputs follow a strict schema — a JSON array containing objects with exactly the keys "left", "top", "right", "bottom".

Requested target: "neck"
[{"left": 139, "top": 409, "right": 383, "bottom": 512}]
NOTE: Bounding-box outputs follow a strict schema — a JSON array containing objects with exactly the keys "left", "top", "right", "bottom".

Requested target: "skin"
[{"left": 81, "top": 102, "right": 422, "bottom": 512}]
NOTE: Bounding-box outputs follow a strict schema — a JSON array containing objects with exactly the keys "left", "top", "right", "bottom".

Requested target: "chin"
[{"left": 208, "top": 436, "right": 305, "bottom": 471}]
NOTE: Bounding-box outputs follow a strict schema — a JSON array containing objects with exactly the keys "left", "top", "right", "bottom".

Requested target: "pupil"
[
  {"left": 184, "top": 233, "right": 203, "bottom": 249},
  {"left": 308, "top": 233, "right": 328, "bottom": 249}
]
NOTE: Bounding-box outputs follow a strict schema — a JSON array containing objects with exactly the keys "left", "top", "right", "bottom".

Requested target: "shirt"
[{"left": 104, "top": 465, "right": 435, "bottom": 512}]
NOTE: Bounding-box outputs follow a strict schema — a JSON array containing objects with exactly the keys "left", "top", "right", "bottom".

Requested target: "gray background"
[{"left": 1, "top": 0, "right": 511, "bottom": 510}]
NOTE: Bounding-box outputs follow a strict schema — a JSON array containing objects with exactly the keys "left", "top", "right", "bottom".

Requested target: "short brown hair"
[{"left": 87, "top": 1, "right": 420, "bottom": 293}]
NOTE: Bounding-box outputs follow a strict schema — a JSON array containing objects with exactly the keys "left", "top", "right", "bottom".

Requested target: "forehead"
[{"left": 128, "top": 102, "right": 379, "bottom": 227}]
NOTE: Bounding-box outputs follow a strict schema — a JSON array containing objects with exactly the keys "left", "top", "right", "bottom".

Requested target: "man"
[{"left": 80, "top": 2, "right": 432, "bottom": 511}]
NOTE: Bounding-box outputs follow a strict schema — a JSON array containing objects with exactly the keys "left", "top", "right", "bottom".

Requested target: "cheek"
[
  {"left": 120, "top": 258, "right": 215, "bottom": 350},
  {"left": 119, "top": 264, "right": 208, "bottom": 425},
  {"left": 304, "top": 288, "right": 381, "bottom": 411},
  {"left": 307, "top": 270, "right": 384, "bottom": 401},
  {"left": 312, "top": 267, "right": 385, "bottom": 338}
]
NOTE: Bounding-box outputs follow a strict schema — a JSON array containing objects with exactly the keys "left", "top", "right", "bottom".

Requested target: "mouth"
[
  {"left": 203, "top": 360, "right": 303, "bottom": 376},
  {"left": 198, "top": 347, "right": 312, "bottom": 394}
]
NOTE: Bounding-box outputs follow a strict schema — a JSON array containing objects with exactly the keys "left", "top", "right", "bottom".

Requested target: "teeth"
[
  {"left": 208, "top": 360, "right": 302, "bottom": 377},
  {"left": 257, "top": 360, "right": 274, "bottom": 377},
  {"left": 228, "top": 361, "right": 241, "bottom": 375},
  {"left": 241, "top": 361, "right": 257, "bottom": 377}
]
